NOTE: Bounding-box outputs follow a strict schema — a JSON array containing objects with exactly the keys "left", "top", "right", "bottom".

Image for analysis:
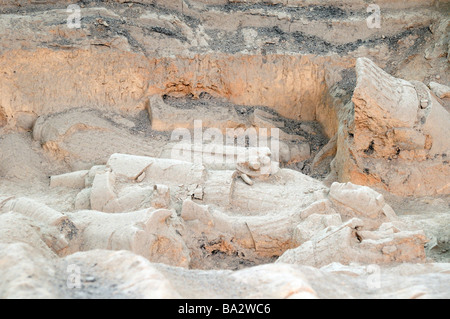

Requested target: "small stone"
[
  {"left": 420, "top": 99, "right": 429, "bottom": 109},
  {"left": 193, "top": 186, "right": 203, "bottom": 200},
  {"left": 136, "top": 172, "right": 145, "bottom": 183},
  {"left": 85, "top": 276, "right": 96, "bottom": 283},
  {"left": 240, "top": 173, "right": 254, "bottom": 186}
]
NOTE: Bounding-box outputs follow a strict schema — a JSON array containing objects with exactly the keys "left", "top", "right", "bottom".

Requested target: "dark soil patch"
[{"left": 162, "top": 94, "right": 330, "bottom": 178}]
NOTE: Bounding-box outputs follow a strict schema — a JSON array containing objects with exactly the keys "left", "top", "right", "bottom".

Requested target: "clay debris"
[
  {"left": 0, "top": 153, "right": 430, "bottom": 270},
  {"left": 0, "top": 0, "right": 449, "bottom": 299}
]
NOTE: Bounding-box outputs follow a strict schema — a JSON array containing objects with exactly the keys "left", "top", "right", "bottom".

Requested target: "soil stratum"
[{"left": 0, "top": 0, "right": 449, "bottom": 299}]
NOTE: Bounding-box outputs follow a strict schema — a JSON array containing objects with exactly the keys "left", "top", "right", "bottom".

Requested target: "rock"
[{"left": 429, "top": 82, "right": 450, "bottom": 99}]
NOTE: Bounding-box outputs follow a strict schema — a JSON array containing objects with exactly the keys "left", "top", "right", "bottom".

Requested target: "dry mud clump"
[{"left": 0, "top": 0, "right": 449, "bottom": 299}]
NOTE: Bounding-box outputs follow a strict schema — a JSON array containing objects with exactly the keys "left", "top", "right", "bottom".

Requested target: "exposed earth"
[{"left": 0, "top": 0, "right": 449, "bottom": 299}]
